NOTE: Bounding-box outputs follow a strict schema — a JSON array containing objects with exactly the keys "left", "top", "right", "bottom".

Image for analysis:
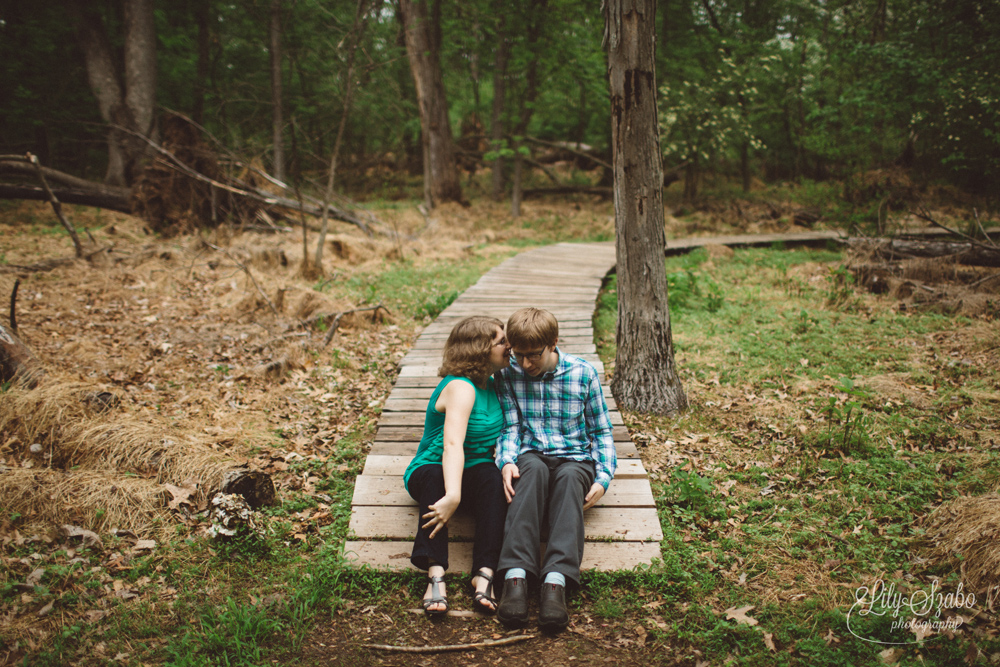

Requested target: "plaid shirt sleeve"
[
  {"left": 495, "top": 369, "right": 522, "bottom": 469},
  {"left": 582, "top": 367, "right": 616, "bottom": 490}
]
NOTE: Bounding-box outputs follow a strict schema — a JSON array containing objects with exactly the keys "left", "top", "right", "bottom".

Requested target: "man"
[{"left": 494, "top": 307, "right": 616, "bottom": 630}]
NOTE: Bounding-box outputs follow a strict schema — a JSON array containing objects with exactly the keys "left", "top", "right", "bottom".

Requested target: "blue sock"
[
  {"left": 505, "top": 568, "right": 526, "bottom": 581},
  {"left": 543, "top": 572, "right": 566, "bottom": 587}
]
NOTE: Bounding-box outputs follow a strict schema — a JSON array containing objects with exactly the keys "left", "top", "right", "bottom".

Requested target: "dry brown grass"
[
  {"left": 0, "top": 380, "right": 237, "bottom": 488},
  {"left": 923, "top": 493, "right": 1000, "bottom": 593},
  {"left": 0, "top": 467, "right": 171, "bottom": 537}
]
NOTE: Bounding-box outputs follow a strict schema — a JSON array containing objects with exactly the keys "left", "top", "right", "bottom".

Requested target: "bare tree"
[
  {"left": 314, "top": 0, "right": 376, "bottom": 271},
  {"left": 70, "top": 0, "right": 157, "bottom": 186},
  {"left": 270, "top": 0, "right": 286, "bottom": 183},
  {"left": 398, "top": 0, "right": 463, "bottom": 208},
  {"left": 604, "top": 0, "right": 688, "bottom": 415}
]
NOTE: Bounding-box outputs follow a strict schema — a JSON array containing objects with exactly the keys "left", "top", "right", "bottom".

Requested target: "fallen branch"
[
  {"left": 845, "top": 237, "right": 1000, "bottom": 268},
  {"left": 522, "top": 186, "right": 613, "bottom": 199},
  {"left": 911, "top": 207, "right": 1000, "bottom": 252},
  {"left": 0, "top": 257, "right": 77, "bottom": 275},
  {"left": 0, "top": 183, "right": 132, "bottom": 213},
  {"left": 116, "top": 124, "right": 375, "bottom": 236},
  {"left": 8, "top": 278, "right": 19, "bottom": 334},
  {"left": 363, "top": 634, "right": 536, "bottom": 653},
  {"left": 525, "top": 136, "right": 612, "bottom": 170},
  {"left": 320, "top": 304, "right": 388, "bottom": 348},
  {"left": 9, "top": 153, "right": 85, "bottom": 258}
]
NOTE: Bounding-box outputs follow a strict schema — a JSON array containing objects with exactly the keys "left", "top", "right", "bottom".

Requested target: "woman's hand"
[{"left": 422, "top": 494, "right": 461, "bottom": 538}]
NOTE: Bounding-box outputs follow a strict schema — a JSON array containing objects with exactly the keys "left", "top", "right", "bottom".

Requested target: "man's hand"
[
  {"left": 422, "top": 494, "right": 460, "bottom": 539},
  {"left": 582, "top": 482, "right": 605, "bottom": 511},
  {"left": 501, "top": 463, "right": 520, "bottom": 503}
]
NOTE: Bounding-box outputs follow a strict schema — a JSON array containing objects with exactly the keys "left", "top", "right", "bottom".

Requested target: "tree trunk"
[
  {"left": 398, "top": 0, "right": 463, "bottom": 207},
  {"left": 71, "top": 0, "right": 157, "bottom": 187},
  {"left": 315, "top": 0, "right": 372, "bottom": 270},
  {"left": 270, "top": 0, "right": 286, "bottom": 183},
  {"left": 605, "top": 0, "right": 688, "bottom": 416},
  {"left": 489, "top": 0, "right": 509, "bottom": 202},
  {"left": 193, "top": 0, "right": 212, "bottom": 125}
]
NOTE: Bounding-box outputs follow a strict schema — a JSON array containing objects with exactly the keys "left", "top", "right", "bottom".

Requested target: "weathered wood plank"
[
  {"left": 352, "top": 476, "right": 655, "bottom": 508},
  {"left": 349, "top": 505, "right": 662, "bottom": 541},
  {"left": 343, "top": 540, "right": 662, "bottom": 572}
]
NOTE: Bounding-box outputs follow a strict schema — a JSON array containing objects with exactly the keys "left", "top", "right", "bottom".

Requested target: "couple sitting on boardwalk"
[{"left": 402, "top": 307, "right": 617, "bottom": 631}]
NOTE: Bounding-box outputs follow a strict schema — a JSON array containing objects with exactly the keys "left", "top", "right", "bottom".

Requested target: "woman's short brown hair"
[
  {"left": 438, "top": 316, "right": 504, "bottom": 386},
  {"left": 506, "top": 307, "right": 558, "bottom": 350}
]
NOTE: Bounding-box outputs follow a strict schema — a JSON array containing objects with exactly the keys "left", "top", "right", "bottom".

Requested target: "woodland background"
[{"left": 1, "top": 0, "right": 998, "bottom": 208}]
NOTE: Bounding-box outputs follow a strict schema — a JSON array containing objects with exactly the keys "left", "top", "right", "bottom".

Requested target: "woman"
[{"left": 403, "top": 316, "right": 510, "bottom": 616}]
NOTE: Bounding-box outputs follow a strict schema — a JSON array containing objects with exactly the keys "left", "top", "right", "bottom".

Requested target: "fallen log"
[
  {"left": 0, "top": 183, "right": 132, "bottom": 213},
  {"left": 846, "top": 237, "right": 1000, "bottom": 268},
  {"left": 522, "top": 185, "right": 613, "bottom": 199}
]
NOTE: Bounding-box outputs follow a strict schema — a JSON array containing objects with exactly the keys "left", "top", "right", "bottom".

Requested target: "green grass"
[{"left": 589, "top": 245, "right": 1000, "bottom": 664}]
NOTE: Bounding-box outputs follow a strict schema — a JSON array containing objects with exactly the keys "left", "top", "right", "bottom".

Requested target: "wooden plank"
[
  {"left": 363, "top": 455, "right": 648, "bottom": 477},
  {"left": 342, "top": 540, "right": 662, "bottom": 572},
  {"left": 349, "top": 506, "right": 662, "bottom": 541},
  {"left": 352, "top": 476, "right": 655, "bottom": 508}
]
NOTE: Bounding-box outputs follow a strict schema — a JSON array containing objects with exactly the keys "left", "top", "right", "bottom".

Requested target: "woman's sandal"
[
  {"left": 470, "top": 569, "right": 497, "bottom": 614},
  {"left": 422, "top": 575, "right": 448, "bottom": 617}
]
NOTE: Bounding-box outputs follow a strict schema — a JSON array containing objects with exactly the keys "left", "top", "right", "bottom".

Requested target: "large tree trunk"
[
  {"left": 605, "top": 0, "right": 688, "bottom": 416},
  {"left": 270, "top": 0, "right": 286, "bottom": 183},
  {"left": 398, "top": 0, "right": 463, "bottom": 208},
  {"left": 71, "top": 0, "right": 157, "bottom": 187}
]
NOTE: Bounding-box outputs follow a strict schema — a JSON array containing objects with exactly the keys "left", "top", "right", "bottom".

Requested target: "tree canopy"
[{"left": 0, "top": 0, "right": 996, "bottom": 197}]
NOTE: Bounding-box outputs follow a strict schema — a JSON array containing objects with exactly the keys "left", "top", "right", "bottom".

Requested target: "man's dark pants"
[{"left": 497, "top": 451, "right": 595, "bottom": 585}]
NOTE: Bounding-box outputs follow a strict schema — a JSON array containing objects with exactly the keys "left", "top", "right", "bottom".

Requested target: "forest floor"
[{"left": 1, "top": 181, "right": 999, "bottom": 666}]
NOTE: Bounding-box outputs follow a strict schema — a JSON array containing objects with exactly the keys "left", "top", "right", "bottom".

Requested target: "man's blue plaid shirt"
[{"left": 495, "top": 348, "right": 616, "bottom": 489}]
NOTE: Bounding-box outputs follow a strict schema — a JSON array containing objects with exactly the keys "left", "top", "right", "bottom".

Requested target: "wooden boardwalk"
[{"left": 344, "top": 242, "right": 663, "bottom": 571}]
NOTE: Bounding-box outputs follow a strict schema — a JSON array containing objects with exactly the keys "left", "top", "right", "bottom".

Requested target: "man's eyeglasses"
[{"left": 512, "top": 349, "right": 545, "bottom": 363}]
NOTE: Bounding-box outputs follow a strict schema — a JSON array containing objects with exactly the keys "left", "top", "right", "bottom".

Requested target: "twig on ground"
[
  {"left": 319, "top": 304, "right": 388, "bottom": 348},
  {"left": 911, "top": 206, "right": 999, "bottom": 252},
  {"left": 8, "top": 278, "right": 19, "bottom": 333},
  {"left": 974, "top": 208, "right": 998, "bottom": 248},
  {"left": 26, "top": 153, "right": 84, "bottom": 258},
  {"left": 968, "top": 273, "right": 1000, "bottom": 289},
  {"left": 363, "top": 633, "right": 536, "bottom": 653}
]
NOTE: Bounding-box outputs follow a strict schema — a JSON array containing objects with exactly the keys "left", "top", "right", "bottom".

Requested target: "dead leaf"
[
  {"left": 763, "top": 632, "right": 776, "bottom": 651},
  {"left": 164, "top": 483, "right": 197, "bottom": 511},
  {"left": 724, "top": 605, "right": 759, "bottom": 626},
  {"left": 823, "top": 628, "right": 840, "bottom": 645},
  {"left": 37, "top": 600, "right": 54, "bottom": 617},
  {"left": 26, "top": 568, "right": 45, "bottom": 587},
  {"left": 133, "top": 539, "right": 156, "bottom": 552},
  {"left": 62, "top": 525, "right": 101, "bottom": 549},
  {"left": 879, "top": 647, "right": 903, "bottom": 665},
  {"left": 909, "top": 618, "right": 934, "bottom": 642}
]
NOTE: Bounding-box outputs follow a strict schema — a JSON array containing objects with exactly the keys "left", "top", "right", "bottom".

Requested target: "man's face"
[{"left": 511, "top": 341, "right": 558, "bottom": 377}]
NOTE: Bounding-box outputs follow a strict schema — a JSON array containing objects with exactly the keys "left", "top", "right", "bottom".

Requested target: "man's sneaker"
[
  {"left": 538, "top": 583, "right": 569, "bottom": 631},
  {"left": 497, "top": 577, "right": 529, "bottom": 627}
]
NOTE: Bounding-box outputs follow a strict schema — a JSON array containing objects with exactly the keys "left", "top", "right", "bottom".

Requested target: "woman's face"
[{"left": 488, "top": 326, "right": 511, "bottom": 372}]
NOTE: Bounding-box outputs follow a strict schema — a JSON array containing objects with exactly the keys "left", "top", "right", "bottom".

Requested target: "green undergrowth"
[{"left": 592, "top": 245, "right": 1000, "bottom": 665}]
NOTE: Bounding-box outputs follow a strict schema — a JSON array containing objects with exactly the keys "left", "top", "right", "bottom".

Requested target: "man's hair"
[
  {"left": 506, "top": 307, "right": 558, "bottom": 350},
  {"left": 438, "top": 316, "right": 504, "bottom": 386}
]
